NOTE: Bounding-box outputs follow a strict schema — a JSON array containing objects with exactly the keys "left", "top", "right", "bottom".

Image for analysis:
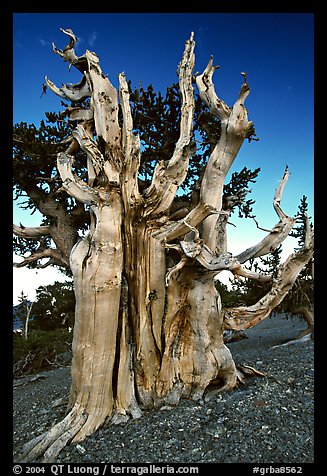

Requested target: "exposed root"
[
  {"left": 271, "top": 331, "right": 313, "bottom": 349},
  {"left": 235, "top": 363, "right": 266, "bottom": 385},
  {"left": 224, "top": 330, "right": 248, "bottom": 343},
  {"left": 17, "top": 402, "right": 144, "bottom": 463},
  {"left": 271, "top": 309, "right": 314, "bottom": 349},
  {"left": 17, "top": 403, "right": 88, "bottom": 463},
  {"left": 202, "top": 346, "right": 238, "bottom": 403},
  {"left": 204, "top": 361, "right": 266, "bottom": 402}
]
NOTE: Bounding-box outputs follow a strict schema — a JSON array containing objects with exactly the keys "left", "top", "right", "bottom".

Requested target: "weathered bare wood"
[
  {"left": 163, "top": 217, "right": 272, "bottom": 281},
  {"left": 294, "top": 306, "right": 314, "bottom": 330},
  {"left": 72, "top": 124, "right": 119, "bottom": 186},
  {"left": 157, "top": 270, "right": 237, "bottom": 404},
  {"left": 64, "top": 106, "right": 94, "bottom": 123},
  {"left": 13, "top": 224, "right": 51, "bottom": 238},
  {"left": 143, "top": 33, "right": 195, "bottom": 217},
  {"left": 236, "top": 166, "right": 296, "bottom": 264},
  {"left": 85, "top": 51, "right": 121, "bottom": 160},
  {"left": 158, "top": 202, "right": 224, "bottom": 242},
  {"left": 195, "top": 56, "right": 231, "bottom": 122},
  {"left": 67, "top": 199, "right": 124, "bottom": 442},
  {"left": 14, "top": 249, "right": 60, "bottom": 268},
  {"left": 224, "top": 229, "right": 314, "bottom": 331},
  {"left": 196, "top": 61, "right": 254, "bottom": 253},
  {"left": 18, "top": 403, "right": 87, "bottom": 462},
  {"left": 118, "top": 72, "right": 142, "bottom": 206},
  {"left": 115, "top": 282, "right": 143, "bottom": 419},
  {"left": 51, "top": 28, "right": 78, "bottom": 67},
  {"left": 15, "top": 28, "right": 314, "bottom": 463},
  {"left": 57, "top": 152, "right": 108, "bottom": 204},
  {"left": 45, "top": 75, "right": 91, "bottom": 102},
  {"left": 272, "top": 302, "right": 314, "bottom": 347}
]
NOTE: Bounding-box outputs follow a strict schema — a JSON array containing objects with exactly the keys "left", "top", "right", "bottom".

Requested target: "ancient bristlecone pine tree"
[{"left": 17, "top": 29, "right": 314, "bottom": 462}]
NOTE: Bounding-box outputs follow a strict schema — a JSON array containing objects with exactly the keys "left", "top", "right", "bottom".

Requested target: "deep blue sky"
[{"left": 13, "top": 12, "right": 314, "bottom": 302}]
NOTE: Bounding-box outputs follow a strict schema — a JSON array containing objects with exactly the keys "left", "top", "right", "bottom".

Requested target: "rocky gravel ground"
[{"left": 13, "top": 313, "right": 314, "bottom": 464}]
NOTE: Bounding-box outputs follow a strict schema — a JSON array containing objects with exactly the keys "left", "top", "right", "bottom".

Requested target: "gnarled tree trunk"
[{"left": 17, "top": 29, "right": 314, "bottom": 463}]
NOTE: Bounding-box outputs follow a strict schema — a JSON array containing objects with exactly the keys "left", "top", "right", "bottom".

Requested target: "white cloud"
[
  {"left": 87, "top": 32, "right": 97, "bottom": 47},
  {"left": 39, "top": 38, "right": 50, "bottom": 47},
  {"left": 13, "top": 254, "right": 71, "bottom": 305}
]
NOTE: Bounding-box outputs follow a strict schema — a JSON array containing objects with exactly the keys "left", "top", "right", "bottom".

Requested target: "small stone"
[
  {"left": 30, "top": 374, "right": 47, "bottom": 383},
  {"left": 76, "top": 444, "right": 86, "bottom": 455},
  {"left": 52, "top": 397, "right": 67, "bottom": 408}
]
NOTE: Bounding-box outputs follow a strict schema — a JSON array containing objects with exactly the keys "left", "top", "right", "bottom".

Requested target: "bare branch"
[
  {"left": 72, "top": 124, "right": 119, "bottom": 186},
  {"left": 273, "top": 165, "right": 290, "bottom": 220},
  {"left": 196, "top": 65, "right": 254, "bottom": 252},
  {"left": 118, "top": 72, "right": 142, "bottom": 205},
  {"left": 143, "top": 33, "right": 195, "bottom": 216},
  {"left": 177, "top": 237, "right": 271, "bottom": 280},
  {"left": 85, "top": 50, "right": 121, "bottom": 157},
  {"left": 45, "top": 75, "right": 91, "bottom": 102},
  {"left": 161, "top": 214, "right": 276, "bottom": 282},
  {"left": 291, "top": 306, "right": 314, "bottom": 339},
  {"left": 250, "top": 215, "right": 274, "bottom": 233},
  {"left": 51, "top": 28, "right": 88, "bottom": 74},
  {"left": 64, "top": 106, "right": 94, "bottom": 122},
  {"left": 48, "top": 28, "right": 122, "bottom": 178},
  {"left": 223, "top": 229, "right": 314, "bottom": 331},
  {"left": 165, "top": 256, "right": 189, "bottom": 286},
  {"left": 13, "top": 224, "right": 51, "bottom": 239},
  {"left": 195, "top": 57, "right": 230, "bottom": 121},
  {"left": 236, "top": 166, "right": 295, "bottom": 264},
  {"left": 52, "top": 28, "right": 78, "bottom": 68},
  {"left": 13, "top": 247, "right": 69, "bottom": 269},
  {"left": 228, "top": 262, "right": 272, "bottom": 283},
  {"left": 304, "top": 214, "right": 312, "bottom": 248},
  {"left": 57, "top": 152, "right": 105, "bottom": 205},
  {"left": 158, "top": 203, "right": 227, "bottom": 243}
]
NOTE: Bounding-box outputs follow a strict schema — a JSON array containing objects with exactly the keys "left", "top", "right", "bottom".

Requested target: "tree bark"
[
  {"left": 157, "top": 267, "right": 237, "bottom": 404},
  {"left": 68, "top": 199, "right": 124, "bottom": 441},
  {"left": 24, "top": 301, "right": 33, "bottom": 340}
]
